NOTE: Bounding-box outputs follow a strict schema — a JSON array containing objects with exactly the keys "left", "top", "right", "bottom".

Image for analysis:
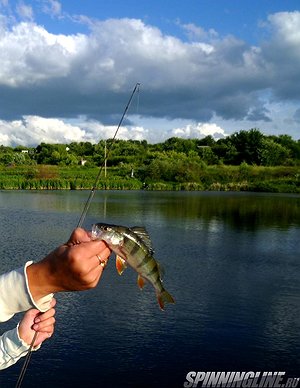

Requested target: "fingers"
[
  {"left": 78, "top": 245, "right": 111, "bottom": 288},
  {"left": 94, "top": 246, "right": 111, "bottom": 268},
  {"left": 67, "top": 239, "right": 112, "bottom": 276},
  {"left": 67, "top": 228, "right": 111, "bottom": 263},
  {"left": 33, "top": 321, "right": 55, "bottom": 347},
  {"left": 49, "top": 298, "right": 57, "bottom": 308},
  {"left": 71, "top": 238, "right": 110, "bottom": 259},
  {"left": 33, "top": 310, "right": 55, "bottom": 331},
  {"left": 18, "top": 300, "right": 57, "bottom": 346},
  {"left": 32, "top": 298, "right": 56, "bottom": 333}
]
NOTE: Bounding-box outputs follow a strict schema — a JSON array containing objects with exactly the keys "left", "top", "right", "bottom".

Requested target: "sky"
[{"left": 0, "top": 0, "right": 300, "bottom": 146}]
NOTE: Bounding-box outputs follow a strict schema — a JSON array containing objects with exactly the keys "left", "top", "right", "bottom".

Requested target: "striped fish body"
[{"left": 92, "top": 223, "right": 174, "bottom": 310}]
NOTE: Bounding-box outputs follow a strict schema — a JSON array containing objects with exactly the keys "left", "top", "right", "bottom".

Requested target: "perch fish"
[{"left": 92, "top": 222, "right": 175, "bottom": 310}]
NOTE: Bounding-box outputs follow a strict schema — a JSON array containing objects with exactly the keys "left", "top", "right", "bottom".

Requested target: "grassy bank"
[{"left": 0, "top": 164, "right": 299, "bottom": 193}]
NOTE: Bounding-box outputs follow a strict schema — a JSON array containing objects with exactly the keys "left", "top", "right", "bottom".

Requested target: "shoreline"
[{"left": 0, "top": 164, "right": 299, "bottom": 193}]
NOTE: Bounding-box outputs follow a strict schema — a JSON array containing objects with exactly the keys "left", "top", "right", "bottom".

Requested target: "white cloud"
[
  {"left": 0, "top": 116, "right": 85, "bottom": 146},
  {"left": 0, "top": 132, "right": 9, "bottom": 144},
  {"left": 41, "top": 0, "right": 62, "bottom": 18},
  {"left": 261, "top": 11, "right": 300, "bottom": 101},
  {"left": 0, "top": 10, "right": 300, "bottom": 143},
  {"left": 180, "top": 21, "right": 218, "bottom": 42},
  {"left": 0, "top": 116, "right": 151, "bottom": 146},
  {"left": 172, "top": 122, "right": 228, "bottom": 140},
  {"left": 16, "top": 1, "right": 33, "bottom": 21},
  {"left": 267, "top": 11, "right": 300, "bottom": 46},
  {"left": 0, "top": 22, "right": 87, "bottom": 86}
]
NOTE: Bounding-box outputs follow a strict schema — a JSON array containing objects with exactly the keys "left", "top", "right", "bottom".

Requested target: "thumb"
[{"left": 67, "top": 228, "right": 91, "bottom": 245}]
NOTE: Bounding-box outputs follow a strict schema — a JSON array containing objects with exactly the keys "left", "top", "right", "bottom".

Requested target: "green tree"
[
  {"left": 35, "top": 143, "right": 57, "bottom": 164},
  {"left": 229, "top": 128, "right": 264, "bottom": 165},
  {"left": 162, "top": 137, "right": 197, "bottom": 154},
  {"left": 68, "top": 142, "right": 95, "bottom": 157},
  {"left": 197, "top": 135, "right": 216, "bottom": 147},
  {"left": 35, "top": 143, "right": 78, "bottom": 165},
  {"left": 274, "top": 135, "right": 300, "bottom": 161},
  {"left": 197, "top": 146, "right": 218, "bottom": 164},
  {"left": 0, "top": 152, "right": 14, "bottom": 165},
  {"left": 259, "top": 138, "right": 290, "bottom": 166}
]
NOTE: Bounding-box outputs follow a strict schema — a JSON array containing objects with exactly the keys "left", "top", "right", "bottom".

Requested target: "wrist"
[
  {"left": 26, "top": 261, "right": 55, "bottom": 302},
  {"left": 17, "top": 323, "right": 32, "bottom": 347}
]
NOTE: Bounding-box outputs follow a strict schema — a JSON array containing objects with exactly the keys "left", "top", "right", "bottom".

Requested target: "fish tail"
[{"left": 157, "top": 289, "right": 175, "bottom": 310}]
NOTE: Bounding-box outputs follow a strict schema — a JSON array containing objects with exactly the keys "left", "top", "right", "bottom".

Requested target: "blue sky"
[
  {"left": 0, "top": 0, "right": 300, "bottom": 145},
  {"left": 26, "top": 0, "right": 300, "bottom": 42}
]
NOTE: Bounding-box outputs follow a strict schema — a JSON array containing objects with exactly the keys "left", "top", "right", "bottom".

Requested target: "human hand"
[
  {"left": 26, "top": 228, "right": 111, "bottom": 301},
  {"left": 18, "top": 298, "right": 56, "bottom": 348}
]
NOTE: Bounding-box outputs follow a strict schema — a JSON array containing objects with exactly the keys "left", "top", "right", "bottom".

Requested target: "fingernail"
[
  {"left": 32, "top": 324, "right": 39, "bottom": 331},
  {"left": 34, "top": 318, "right": 41, "bottom": 323}
]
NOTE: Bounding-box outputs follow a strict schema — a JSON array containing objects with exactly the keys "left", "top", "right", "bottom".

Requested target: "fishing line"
[
  {"left": 136, "top": 85, "right": 140, "bottom": 115},
  {"left": 15, "top": 331, "right": 37, "bottom": 388},
  {"left": 77, "top": 82, "right": 140, "bottom": 228},
  {"left": 15, "top": 82, "right": 141, "bottom": 388}
]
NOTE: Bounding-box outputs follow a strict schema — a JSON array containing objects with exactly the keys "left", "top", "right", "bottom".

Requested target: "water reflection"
[
  {"left": 1, "top": 190, "right": 299, "bottom": 231},
  {"left": 0, "top": 190, "right": 299, "bottom": 387}
]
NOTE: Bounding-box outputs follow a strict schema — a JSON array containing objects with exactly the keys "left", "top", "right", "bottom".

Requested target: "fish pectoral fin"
[
  {"left": 137, "top": 274, "right": 146, "bottom": 290},
  {"left": 116, "top": 255, "right": 127, "bottom": 275}
]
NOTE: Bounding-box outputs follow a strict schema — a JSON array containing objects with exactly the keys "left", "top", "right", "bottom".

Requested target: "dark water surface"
[{"left": 0, "top": 190, "right": 299, "bottom": 387}]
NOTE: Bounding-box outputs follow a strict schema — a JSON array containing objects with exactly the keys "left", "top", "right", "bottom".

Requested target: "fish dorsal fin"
[{"left": 130, "top": 226, "right": 154, "bottom": 254}]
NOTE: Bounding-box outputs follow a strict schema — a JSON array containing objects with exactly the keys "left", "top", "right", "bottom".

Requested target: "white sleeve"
[
  {"left": 0, "top": 261, "right": 54, "bottom": 323},
  {"left": 0, "top": 326, "right": 30, "bottom": 370}
]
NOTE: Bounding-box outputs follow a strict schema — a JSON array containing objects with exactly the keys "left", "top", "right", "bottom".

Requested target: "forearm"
[
  {"left": 0, "top": 262, "right": 34, "bottom": 322},
  {"left": 0, "top": 262, "right": 53, "bottom": 323},
  {"left": 0, "top": 327, "right": 29, "bottom": 370}
]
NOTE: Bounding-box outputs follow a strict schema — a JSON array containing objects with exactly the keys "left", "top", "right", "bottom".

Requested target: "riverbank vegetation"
[{"left": 0, "top": 129, "right": 299, "bottom": 193}]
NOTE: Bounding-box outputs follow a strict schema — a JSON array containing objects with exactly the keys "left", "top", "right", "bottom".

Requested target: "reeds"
[{"left": 0, "top": 164, "right": 299, "bottom": 193}]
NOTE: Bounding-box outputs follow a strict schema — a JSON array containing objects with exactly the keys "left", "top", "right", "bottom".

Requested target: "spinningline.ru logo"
[{"left": 183, "top": 372, "right": 300, "bottom": 388}]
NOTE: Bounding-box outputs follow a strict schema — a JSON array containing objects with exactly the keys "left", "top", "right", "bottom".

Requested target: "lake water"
[{"left": 0, "top": 190, "right": 299, "bottom": 387}]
